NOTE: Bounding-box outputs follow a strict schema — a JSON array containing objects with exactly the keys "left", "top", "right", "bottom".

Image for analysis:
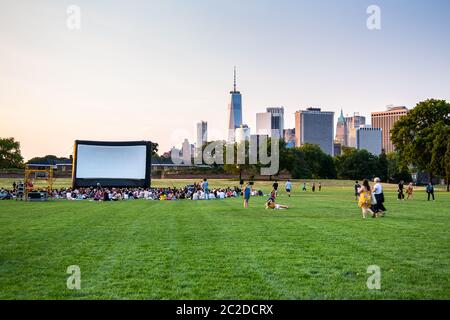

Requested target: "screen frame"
[{"left": 72, "top": 140, "right": 152, "bottom": 188}]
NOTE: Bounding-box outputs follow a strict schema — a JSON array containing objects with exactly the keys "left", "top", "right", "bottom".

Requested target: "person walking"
[
  {"left": 397, "top": 180, "right": 405, "bottom": 200},
  {"left": 372, "top": 178, "right": 386, "bottom": 217},
  {"left": 243, "top": 182, "right": 252, "bottom": 208},
  {"left": 272, "top": 180, "right": 279, "bottom": 197},
  {"left": 426, "top": 182, "right": 435, "bottom": 201},
  {"left": 358, "top": 179, "right": 375, "bottom": 218},
  {"left": 406, "top": 182, "right": 414, "bottom": 200},
  {"left": 302, "top": 182, "right": 307, "bottom": 192},
  {"left": 285, "top": 179, "right": 292, "bottom": 198},
  {"left": 354, "top": 181, "right": 361, "bottom": 200}
]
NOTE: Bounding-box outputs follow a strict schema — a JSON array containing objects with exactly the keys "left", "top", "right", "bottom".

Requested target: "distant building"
[
  {"left": 333, "top": 141, "right": 342, "bottom": 156},
  {"left": 346, "top": 113, "right": 366, "bottom": 148},
  {"left": 256, "top": 112, "right": 272, "bottom": 136},
  {"left": 196, "top": 121, "right": 207, "bottom": 158},
  {"left": 266, "top": 107, "right": 285, "bottom": 139},
  {"left": 227, "top": 67, "right": 243, "bottom": 141},
  {"left": 256, "top": 107, "right": 285, "bottom": 139},
  {"left": 181, "top": 139, "right": 192, "bottom": 164},
  {"left": 356, "top": 125, "right": 382, "bottom": 155},
  {"left": 235, "top": 124, "right": 251, "bottom": 143},
  {"left": 335, "top": 109, "right": 347, "bottom": 146},
  {"left": 295, "top": 108, "right": 334, "bottom": 155},
  {"left": 371, "top": 106, "right": 409, "bottom": 153},
  {"left": 284, "top": 128, "right": 296, "bottom": 148}
]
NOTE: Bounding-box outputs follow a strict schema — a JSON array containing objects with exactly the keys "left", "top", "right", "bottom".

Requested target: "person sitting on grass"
[{"left": 265, "top": 197, "right": 289, "bottom": 210}]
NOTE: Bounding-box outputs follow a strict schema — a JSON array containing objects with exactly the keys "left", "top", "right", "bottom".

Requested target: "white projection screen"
[{"left": 73, "top": 141, "right": 152, "bottom": 188}]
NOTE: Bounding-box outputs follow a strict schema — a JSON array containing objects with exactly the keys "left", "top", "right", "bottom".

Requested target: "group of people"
[
  {"left": 4, "top": 178, "right": 439, "bottom": 218},
  {"left": 4, "top": 179, "right": 245, "bottom": 202},
  {"left": 397, "top": 181, "right": 415, "bottom": 200},
  {"left": 355, "top": 178, "right": 387, "bottom": 218},
  {"left": 395, "top": 181, "right": 436, "bottom": 202},
  {"left": 355, "top": 179, "right": 438, "bottom": 219}
]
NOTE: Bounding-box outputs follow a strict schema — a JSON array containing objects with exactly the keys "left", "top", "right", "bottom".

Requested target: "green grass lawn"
[{"left": 0, "top": 179, "right": 449, "bottom": 299}]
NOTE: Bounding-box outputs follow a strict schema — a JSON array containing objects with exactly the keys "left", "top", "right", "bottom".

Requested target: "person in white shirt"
[{"left": 372, "top": 177, "right": 386, "bottom": 216}]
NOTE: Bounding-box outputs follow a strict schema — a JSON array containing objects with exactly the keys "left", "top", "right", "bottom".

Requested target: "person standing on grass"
[
  {"left": 354, "top": 181, "right": 361, "bottom": 200},
  {"left": 243, "top": 182, "right": 251, "bottom": 208},
  {"left": 358, "top": 179, "right": 375, "bottom": 218},
  {"left": 372, "top": 178, "right": 386, "bottom": 217},
  {"left": 272, "top": 180, "right": 279, "bottom": 197},
  {"left": 285, "top": 179, "right": 292, "bottom": 198},
  {"left": 426, "top": 182, "right": 435, "bottom": 201},
  {"left": 406, "top": 182, "right": 414, "bottom": 200},
  {"left": 318, "top": 182, "right": 322, "bottom": 191},
  {"left": 397, "top": 180, "right": 405, "bottom": 200},
  {"left": 302, "top": 182, "right": 307, "bottom": 192},
  {"left": 203, "top": 179, "right": 209, "bottom": 200},
  {"left": 312, "top": 182, "right": 316, "bottom": 192}
]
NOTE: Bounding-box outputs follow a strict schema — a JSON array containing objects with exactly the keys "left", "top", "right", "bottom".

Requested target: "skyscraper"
[
  {"left": 256, "top": 107, "right": 285, "bottom": 139},
  {"left": 335, "top": 109, "right": 347, "bottom": 146},
  {"left": 295, "top": 108, "right": 334, "bottom": 155},
  {"left": 346, "top": 113, "right": 366, "bottom": 148},
  {"left": 235, "top": 124, "right": 251, "bottom": 143},
  {"left": 371, "top": 106, "right": 408, "bottom": 153},
  {"left": 256, "top": 112, "right": 272, "bottom": 136},
  {"left": 356, "top": 125, "right": 382, "bottom": 155},
  {"left": 181, "top": 138, "right": 192, "bottom": 164},
  {"left": 196, "top": 121, "right": 207, "bottom": 158},
  {"left": 266, "top": 107, "right": 285, "bottom": 139},
  {"left": 227, "top": 67, "right": 243, "bottom": 142}
]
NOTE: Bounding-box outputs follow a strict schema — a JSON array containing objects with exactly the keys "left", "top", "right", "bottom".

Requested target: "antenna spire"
[{"left": 233, "top": 66, "right": 237, "bottom": 92}]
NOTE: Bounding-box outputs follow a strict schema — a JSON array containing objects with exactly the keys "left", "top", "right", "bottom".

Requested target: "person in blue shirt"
[
  {"left": 426, "top": 182, "right": 435, "bottom": 201},
  {"left": 285, "top": 180, "right": 292, "bottom": 197},
  {"left": 202, "top": 179, "right": 209, "bottom": 200},
  {"left": 243, "top": 182, "right": 252, "bottom": 208}
]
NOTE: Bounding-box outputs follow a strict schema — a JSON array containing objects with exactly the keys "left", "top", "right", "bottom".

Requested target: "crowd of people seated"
[
  {"left": 56, "top": 185, "right": 245, "bottom": 201},
  {"left": 2, "top": 181, "right": 264, "bottom": 202}
]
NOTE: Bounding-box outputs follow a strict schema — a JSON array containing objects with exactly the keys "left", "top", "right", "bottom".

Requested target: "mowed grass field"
[{"left": 0, "top": 179, "right": 449, "bottom": 299}]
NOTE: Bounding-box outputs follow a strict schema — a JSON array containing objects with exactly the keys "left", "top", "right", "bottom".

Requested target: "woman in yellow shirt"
[{"left": 358, "top": 179, "right": 375, "bottom": 219}]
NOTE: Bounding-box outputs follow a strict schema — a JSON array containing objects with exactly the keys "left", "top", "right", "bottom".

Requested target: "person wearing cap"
[{"left": 372, "top": 177, "right": 386, "bottom": 216}]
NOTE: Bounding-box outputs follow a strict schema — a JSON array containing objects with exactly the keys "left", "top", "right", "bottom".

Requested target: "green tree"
[
  {"left": 151, "top": 142, "right": 159, "bottom": 156},
  {"left": 376, "top": 151, "right": 388, "bottom": 182},
  {"left": 386, "top": 152, "right": 412, "bottom": 183},
  {"left": 430, "top": 122, "right": 450, "bottom": 191},
  {"left": 0, "top": 137, "right": 24, "bottom": 169},
  {"left": 298, "top": 144, "right": 337, "bottom": 179},
  {"left": 27, "top": 155, "right": 71, "bottom": 164},
  {"left": 289, "top": 148, "right": 310, "bottom": 179},
  {"left": 335, "top": 148, "right": 378, "bottom": 180},
  {"left": 391, "top": 99, "right": 450, "bottom": 189}
]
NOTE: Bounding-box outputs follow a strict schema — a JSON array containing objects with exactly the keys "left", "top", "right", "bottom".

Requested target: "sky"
[{"left": 1, "top": 0, "right": 449, "bottom": 160}]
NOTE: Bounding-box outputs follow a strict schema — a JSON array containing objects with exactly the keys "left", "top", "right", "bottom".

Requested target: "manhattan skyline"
[{"left": 1, "top": 0, "right": 450, "bottom": 160}]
